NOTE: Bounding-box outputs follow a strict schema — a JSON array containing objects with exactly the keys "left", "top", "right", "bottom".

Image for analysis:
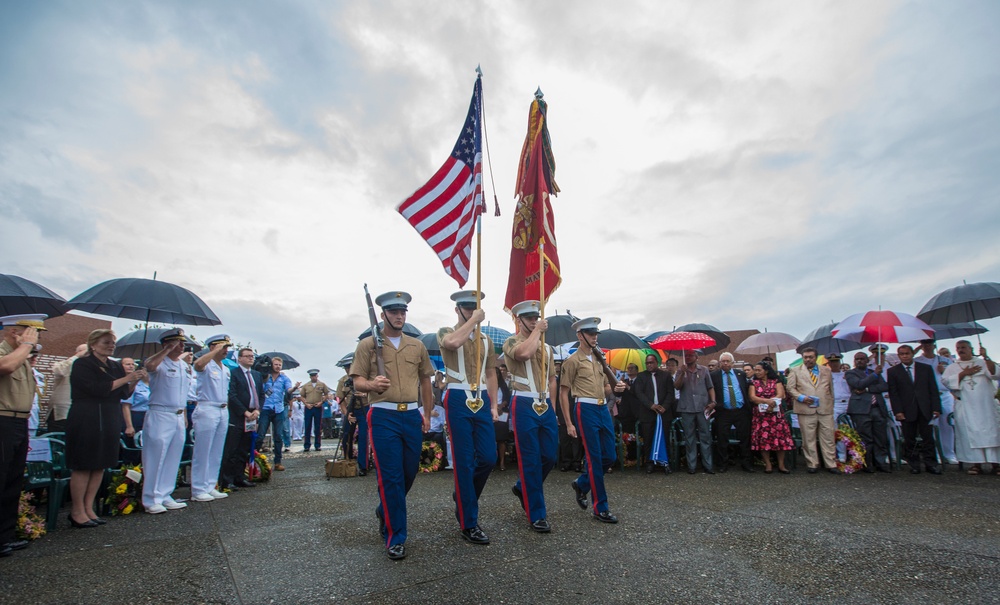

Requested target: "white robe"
[{"left": 943, "top": 359, "right": 1000, "bottom": 463}]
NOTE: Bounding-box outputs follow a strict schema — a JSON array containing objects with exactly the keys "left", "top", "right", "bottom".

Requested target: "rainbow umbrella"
[{"left": 606, "top": 347, "right": 657, "bottom": 372}]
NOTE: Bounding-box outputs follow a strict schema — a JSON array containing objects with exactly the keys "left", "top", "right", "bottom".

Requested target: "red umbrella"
[
  {"left": 649, "top": 331, "right": 716, "bottom": 351},
  {"left": 831, "top": 311, "right": 935, "bottom": 344}
]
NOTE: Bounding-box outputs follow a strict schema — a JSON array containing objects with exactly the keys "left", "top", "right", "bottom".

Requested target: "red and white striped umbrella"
[
  {"left": 831, "top": 310, "right": 935, "bottom": 344},
  {"left": 649, "top": 331, "right": 716, "bottom": 351}
]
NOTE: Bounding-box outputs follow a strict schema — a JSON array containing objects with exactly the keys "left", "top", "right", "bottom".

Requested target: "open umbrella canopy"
[
  {"left": 67, "top": 277, "right": 221, "bottom": 326},
  {"left": 832, "top": 310, "right": 935, "bottom": 344},
  {"left": 113, "top": 328, "right": 202, "bottom": 359},
  {"left": 649, "top": 331, "right": 716, "bottom": 352},
  {"left": 927, "top": 321, "right": 988, "bottom": 340},
  {"left": 418, "top": 333, "right": 440, "bottom": 356},
  {"left": 735, "top": 331, "right": 802, "bottom": 355},
  {"left": 797, "top": 321, "right": 865, "bottom": 355},
  {"left": 257, "top": 351, "right": 299, "bottom": 370},
  {"left": 0, "top": 273, "right": 68, "bottom": 317},
  {"left": 606, "top": 348, "right": 657, "bottom": 371},
  {"left": 357, "top": 322, "right": 422, "bottom": 340},
  {"left": 917, "top": 281, "right": 1000, "bottom": 325},
  {"left": 480, "top": 324, "right": 513, "bottom": 354},
  {"left": 594, "top": 328, "right": 647, "bottom": 350},
  {"left": 674, "top": 323, "right": 730, "bottom": 354},
  {"left": 543, "top": 314, "right": 580, "bottom": 349}
]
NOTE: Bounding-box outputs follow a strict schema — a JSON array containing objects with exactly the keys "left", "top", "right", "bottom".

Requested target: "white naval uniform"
[
  {"left": 191, "top": 360, "right": 231, "bottom": 498},
  {"left": 142, "top": 357, "right": 191, "bottom": 509}
]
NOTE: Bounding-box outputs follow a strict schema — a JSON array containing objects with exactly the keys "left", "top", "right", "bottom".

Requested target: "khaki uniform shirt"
[
  {"left": 502, "top": 334, "right": 555, "bottom": 393},
  {"left": 0, "top": 340, "right": 34, "bottom": 413},
  {"left": 300, "top": 380, "right": 330, "bottom": 406},
  {"left": 350, "top": 334, "right": 434, "bottom": 404},
  {"left": 437, "top": 326, "right": 497, "bottom": 386},
  {"left": 560, "top": 349, "right": 609, "bottom": 400}
]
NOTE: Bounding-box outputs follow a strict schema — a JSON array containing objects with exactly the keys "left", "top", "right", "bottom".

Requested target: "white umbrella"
[{"left": 735, "top": 331, "right": 802, "bottom": 355}]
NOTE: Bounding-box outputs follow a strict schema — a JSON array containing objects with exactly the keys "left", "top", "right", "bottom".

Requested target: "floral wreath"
[
  {"left": 105, "top": 464, "right": 144, "bottom": 515},
  {"left": 835, "top": 424, "right": 867, "bottom": 474},
  {"left": 17, "top": 491, "right": 47, "bottom": 540},
  {"left": 419, "top": 441, "right": 445, "bottom": 473},
  {"left": 247, "top": 451, "right": 272, "bottom": 482}
]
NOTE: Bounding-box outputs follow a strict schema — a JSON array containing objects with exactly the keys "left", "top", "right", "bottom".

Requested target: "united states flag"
[{"left": 397, "top": 78, "right": 483, "bottom": 286}]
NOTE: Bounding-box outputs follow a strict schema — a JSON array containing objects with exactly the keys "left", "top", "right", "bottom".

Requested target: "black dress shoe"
[
  {"left": 910, "top": 468, "right": 921, "bottom": 474},
  {"left": 530, "top": 518, "right": 551, "bottom": 533},
  {"left": 559, "top": 465, "right": 571, "bottom": 472},
  {"left": 460, "top": 526, "right": 490, "bottom": 545},
  {"left": 926, "top": 466, "right": 942, "bottom": 475},
  {"left": 717, "top": 464, "right": 728, "bottom": 473},
  {"left": 386, "top": 544, "right": 406, "bottom": 560},
  {"left": 875, "top": 466, "right": 891, "bottom": 473},
  {"left": 570, "top": 481, "right": 587, "bottom": 510},
  {"left": 593, "top": 511, "right": 618, "bottom": 524},
  {"left": 662, "top": 465, "right": 672, "bottom": 475},
  {"left": 357, "top": 468, "right": 367, "bottom": 477},
  {"left": 512, "top": 485, "right": 525, "bottom": 510},
  {"left": 0, "top": 545, "right": 11, "bottom": 558},
  {"left": 644, "top": 464, "right": 654, "bottom": 474},
  {"left": 704, "top": 468, "right": 716, "bottom": 475},
  {"left": 741, "top": 464, "right": 756, "bottom": 473},
  {"left": 3, "top": 539, "right": 29, "bottom": 551},
  {"left": 807, "top": 467, "right": 818, "bottom": 474},
  {"left": 234, "top": 479, "right": 257, "bottom": 488},
  {"left": 687, "top": 469, "right": 697, "bottom": 475},
  {"left": 68, "top": 515, "right": 98, "bottom": 529},
  {"left": 863, "top": 467, "right": 875, "bottom": 474},
  {"left": 826, "top": 468, "right": 839, "bottom": 474}
]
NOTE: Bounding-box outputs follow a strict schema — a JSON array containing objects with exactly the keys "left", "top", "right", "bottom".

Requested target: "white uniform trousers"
[
  {"left": 191, "top": 402, "right": 229, "bottom": 497},
  {"left": 142, "top": 407, "right": 187, "bottom": 508}
]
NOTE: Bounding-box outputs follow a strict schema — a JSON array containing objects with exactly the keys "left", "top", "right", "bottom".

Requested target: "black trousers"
[
  {"left": 901, "top": 411, "right": 938, "bottom": 468},
  {"left": 558, "top": 421, "right": 582, "bottom": 468},
  {"left": 850, "top": 405, "right": 889, "bottom": 469},
  {"left": 0, "top": 417, "right": 29, "bottom": 544},
  {"left": 713, "top": 407, "right": 752, "bottom": 468},
  {"left": 638, "top": 410, "right": 672, "bottom": 465},
  {"left": 220, "top": 422, "right": 254, "bottom": 486}
]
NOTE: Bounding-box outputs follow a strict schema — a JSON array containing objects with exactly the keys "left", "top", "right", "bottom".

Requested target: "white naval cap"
[
  {"left": 572, "top": 317, "right": 601, "bottom": 333},
  {"left": 205, "top": 334, "right": 232, "bottom": 346},
  {"left": 375, "top": 291, "right": 411, "bottom": 310},
  {"left": 511, "top": 300, "right": 541, "bottom": 318},
  {"left": 450, "top": 290, "right": 484, "bottom": 308},
  {"left": 0, "top": 313, "right": 48, "bottom": 331}
]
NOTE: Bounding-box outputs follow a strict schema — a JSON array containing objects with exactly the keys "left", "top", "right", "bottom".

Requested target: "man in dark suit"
[
  {"left": 845, "top": 351, "right": 890, "bottom": 473},
  {"left": 633, "top": 353, "right": 676, "bottom": 474},
  {"left": 220, "top": 347, "right": 265, "bottom": 489},
  {"left": 886, "top": 344, "right": 942, "bottom": 474},
  {"left": 711, "top": 352, "right": 754, "bottom": 473},
  {"left": 616, "top": 363, "right": 641, "bottom": 435}
]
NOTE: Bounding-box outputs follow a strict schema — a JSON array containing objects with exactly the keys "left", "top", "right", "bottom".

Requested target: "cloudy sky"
[{"left": 2, "top": 0, "right": 998, "bottom": 378}]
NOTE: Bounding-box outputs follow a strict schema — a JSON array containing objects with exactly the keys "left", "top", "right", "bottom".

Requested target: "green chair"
[{"left": 23, "top": 437, "right": 70, "bottom": 531}]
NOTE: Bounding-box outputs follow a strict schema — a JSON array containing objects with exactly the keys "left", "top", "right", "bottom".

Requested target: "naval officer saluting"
[
  {"left": 438, "top": 290, "right": 499, "bottom": 545},
  {"left": 561, "top": 317, "right": 626, "bottom": 523},
  {"left": 190, "top": 334, "right": 232, "bottom": 502},
  {"left": 504, "top": 300, "right": 559, "bottom": 533},
  {"left": 350, "top": 291, "right": 434, "bottom": 560}
]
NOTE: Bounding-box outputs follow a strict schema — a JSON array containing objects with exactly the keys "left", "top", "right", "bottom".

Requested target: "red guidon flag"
[
  {"left": 397, "top": 77, "right": 484, "bottom": 286},
  {"left": 504, "top": 95, "right": 561, "bottom": 312}
]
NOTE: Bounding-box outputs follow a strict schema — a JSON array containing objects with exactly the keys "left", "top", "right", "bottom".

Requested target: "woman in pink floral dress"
[{"left": 749, "top": 362, "right": 794, "bottom": 473}]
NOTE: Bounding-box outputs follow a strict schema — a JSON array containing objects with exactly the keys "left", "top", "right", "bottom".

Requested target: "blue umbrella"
[{"left": 480, "top": 324, "right": 513, "bottom": 354}]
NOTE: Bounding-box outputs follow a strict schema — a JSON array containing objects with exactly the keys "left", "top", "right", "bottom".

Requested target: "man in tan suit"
[{"left": 786, "top": 347, "right": 838, "bottom": 473}]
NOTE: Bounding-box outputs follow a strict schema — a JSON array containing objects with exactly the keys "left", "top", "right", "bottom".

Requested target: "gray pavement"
[{"left": 3, "top": 449, "right": 1000, "bottom": 604}]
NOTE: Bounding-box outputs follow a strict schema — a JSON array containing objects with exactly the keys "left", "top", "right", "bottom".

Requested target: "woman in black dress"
[
  {"left": 494, "top": 364, "right": 513, "bottom": 470},
  {"left": 67, "top": 329, "right": 144, "bottom": 527}
]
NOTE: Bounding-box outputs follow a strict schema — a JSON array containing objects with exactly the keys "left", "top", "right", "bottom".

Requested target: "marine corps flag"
[{"left": 504, "top": 92, "right": 561, "bottom": 313}]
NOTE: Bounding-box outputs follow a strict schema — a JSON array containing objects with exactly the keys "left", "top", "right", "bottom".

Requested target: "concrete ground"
[{"left": 3, "top": 449, "right": 999, "bottom": 604}]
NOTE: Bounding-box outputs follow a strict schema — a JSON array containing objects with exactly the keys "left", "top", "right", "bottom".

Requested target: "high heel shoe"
[{"left": 68, "top": 514, "right": 98, "bottom": 529}]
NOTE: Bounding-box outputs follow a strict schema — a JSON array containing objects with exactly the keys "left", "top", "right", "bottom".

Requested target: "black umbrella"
[
  {"left": 543, "top": 313, "right": 580, "bottom": 348},
  {"left": 796, "top": 322, "right": 865, "bottom": 355},
  {"left": 418, "top": 333, "right": 441, "bottom": 356},
  {"left": 917, "top": 281, "right": 1000, "bottom": 346},
  {"left": 594, "top": 328, "right": 647, "bottom": 350},
  {"left": 927, "top": 321, "right": 989, "bottom": 340},
  {"left": 674, "top": 323, "right": 730, "bottom": 354},
  {"left": 67, "top": 277, "right": 221, "bottom": 326},
  {"left": 0, "top": 273, "right": 68, "bottom": 317},
  {"left": 113, "top": 328, "right": 203, "bottom": 359},
  {"left": 257, "top": 351, "right": 299, "bottom": 370},
  {"left": 357, "top": 322, "right": 422, "bottom": 340}
]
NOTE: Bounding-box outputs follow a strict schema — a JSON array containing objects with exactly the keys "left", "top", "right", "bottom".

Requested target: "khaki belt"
[{"left": 0, "top": 410, "right": 30, "bottom": 418}]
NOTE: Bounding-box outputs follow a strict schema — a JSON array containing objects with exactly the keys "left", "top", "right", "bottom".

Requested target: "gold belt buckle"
[
  {"left": 532, "top": 399, "right": 549, "bottom": 415},
  {"left": 396, "top": 403, "right": 409, "bottom": 412},
  {"left": 466, "top": 397, "right": 484, "bottom": 413},
  {"left": 598, "top": 398, "right": 605, "bottom": 405},
  {"left": 175, "top": 409, "right": 184, "bottom": 415}
]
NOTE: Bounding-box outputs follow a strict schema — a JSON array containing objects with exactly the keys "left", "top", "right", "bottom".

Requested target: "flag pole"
[
  {"left": 535, "top": 87, "right": 548, "bottom": 397},
  {"left": 472, "top": 67, "right": 484, "bottom": 398}
]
